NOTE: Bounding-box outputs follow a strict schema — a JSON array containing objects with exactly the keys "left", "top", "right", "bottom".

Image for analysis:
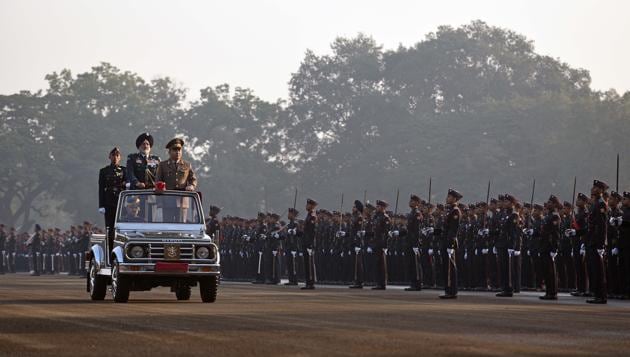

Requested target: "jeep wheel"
[
  {"left": 175, "top": 286, "right": 191, "bottom": 301},
  {"left": 111, "top": 258, "right": 130, "bottom": 303},
  {"left": 199, "top": 276, "right": 218, "bottom": 303},
  {"left": 88, "top": 258, "right": 106, "bottom": 300}
]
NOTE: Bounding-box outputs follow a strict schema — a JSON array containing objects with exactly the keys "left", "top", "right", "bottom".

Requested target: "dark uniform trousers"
[
  {"left": 542, "top": 253, "right": 558, "bottom": 296},
  {"left": 406, "top": 246, "right": 422, "bottom": 288},
  {"left": 441, "top": 248, "right": 457, "bottom": 296},
  {"left": 586, "top": 249, "right": 607, "bottom": 299},
  {"left": 497, "top": 248, "right": 513, "bottom": 293}
]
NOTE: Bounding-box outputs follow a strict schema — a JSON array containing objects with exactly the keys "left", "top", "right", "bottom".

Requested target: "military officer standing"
[
  {"left": 372, "top": 200, "right": 391, "bottom": 290},
  {"left": 284, "top": 208, "right": 300, "bottom": 286},
  {"left": 98, "top": 147, "right": 126, "bottom": 252},
  {"left": 301, "top": 198, "right": 318, "bottom": 290},
  {"left": 349, "top": 200, "right": 366, "bottom": 289},
  {"left": 496, "top": 194, "right": 521, "bottom": 297},
  {"left": 156, "top": 138, "right": 198, "bottom": 222},
  {"left": 405, "top": 194, "right": 423, "bottom": 291},
  {"left": 620, "top": 192, "right": 630, "bottom": 299},
  {"left": 440, "top": 189, "right": 462, "bottom": 299},
  {"left": 127, "top": 133, "right": 161, "bottom": 189},
  {"left": 586, "top": 180, "right": 609, "bottom": 304},
  {"left": 539, "top": 195, "right": 561, "bottom": 300}
]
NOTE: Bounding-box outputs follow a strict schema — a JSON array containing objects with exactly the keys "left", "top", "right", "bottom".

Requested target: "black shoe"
[
  {"left": 348, "top": 284, "right": 363, "bottom": 289},
  {"left": 284, "top": 282, "right": 298, "bottom": 286},
  {"left": 439, "top": 294, "right": 457, "bottom": 299},
  {"left": 586, "top": 298, "right": 607, "bottom": 304},
  {"left": 301, "top": 285, "right": 315, "bottom": 290},
  {"left": 251, "top": 280, "right": 264, "bottom": 284},
  {"left": 404, "top": 287, "right": 422, "bottom": 291},
  {"left": 570, "top": 291, "right": 585, "bottom": 297},
  {"left": 539, "top": 295, "right": 558, "bottom": 300},
  {"left": 371, "top": 286, "right": 386, "bottom": 290},
  {"left": 496, "top": 291, "right": 513, "bottom": 297}
]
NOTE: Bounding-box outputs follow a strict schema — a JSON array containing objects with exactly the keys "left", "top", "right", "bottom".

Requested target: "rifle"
[
  {"left": 394, "top": 188, "right": 400, "bottom": 216},
  {"left": 483, "top": 180, "right": 491, "bottom": 228},
  {"left": 293, "top": 188, "right": 298, "bottom": 210},
  {"left": 616, "top": 153, "right": 620, "bottom": 193},
  {"left": 428, "top": 178, "right": 432, "bottom": 205},
  {"left": 527, "top": 179, "right": 535, "bottom": 228},
  {"left": 571, "top": 176, "right": 577, "bottom": 221},
  {"left": 339, "top": 193, "right": 344, "bottom": 232}
]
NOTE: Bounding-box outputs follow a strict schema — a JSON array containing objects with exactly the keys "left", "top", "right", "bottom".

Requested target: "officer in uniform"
[
  {"left": 156, "top": 138, "right": 198, "bottom": 222},
  {"left": 620, "top": 192, "right": 630, "bottom": 299},
  {"left": 349, "top": 200, "right": 366, "bottom": 289},
  {"left": 440, "top": 189, "right": 462, "bottom": 299},
  {"left": 284, "top": 208, "right": 300, "bottom": 285},
  {"left": 372, "top": 200, "right": 391, "bottom": 290},
  {"left": 0, "top": 224, "right": 5, "bottom": 274},
  {"left": 127, "top": 133, "right": 160, "bottom": 189},
  {"left": 404, "top": 194, "right": 423, "bottom": 291},
  {"left": 569, "top": 193, "right": 589, "bottom": 297},
  {"left": 301, "top": 198, "right": 318, "bottom": 290},
  {"left": 98, "top": 147, "right": 126, "bottom": 252},
  {"left": 586, "top": 179, "right": 609, "bottom": 304},
  {"left": 206, "top": 205, "right": 221, "bottom": 239},
  {"left": 539, "top": 195, "right": 561, "bottom": 300},
  {"left": 27, "top": 224, "right": 42, "bottom": 276},
  {"left": 496, "top": 194, "right": 520, "bottom": 297}
]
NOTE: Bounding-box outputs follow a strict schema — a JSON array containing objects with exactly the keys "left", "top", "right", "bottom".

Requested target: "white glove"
[
  {"left": 474, "top": 249, "right": 479, "bottom": 256},
  {"left": 260, "top": 234, "right": 267, "bottom": 240},
  {"left": 291, "top": 251, "right": 297, "bottom": 257},
  {"left": 272, "top": 250, "right": 278, "bottom": 256},
  {"left": 125, "top": 182, "right": 131, "bottom": 189},
  {"left": 338, "top": 231, "right": 346, "bottom": 237},
  {"left": 388, "top": 230, "right": 399, "bottom": 238},
  {"left": 288, "top": 228, "right": 296, "bottom": 235},
  {"left": 525, "top": 229, "right": 534, "bottom": 236},
  {"left": 492, "top": 247, "right": 497, "bottom": 255},
  {"left": 618, "top": 217, "right": 625, "bottom": 225},
  {"left": 482, "top": 228, "right": 489, "bottom": 236},
  {"left": 367, "top": 247, "right": 373, "bottom": 254},
  {"left": 464, "top": 252, "right": 468, "bottom": 260},
  {"left": 513, "top": 250, "right": 521, "bottom": 257},
  {"left": 273, "top": 233, "right": 280, "bottom": 239},
  {"left": 354, "top": 247, "right": 361, "bottom": 254},
  {"left": 527, "top": 250, "right": 531, "bottom": 256},
  {"left": 564, "top": 229, "right": 576, "bottom": 237},
  {"left": 243, "top": 235, "right": 250, "bottom": 242},
  {"left": 508, "top": 249, "right": 514, "bottom": 256},
  {"left": 447, "top": 248, "right": 454, "bottom": 257},
  {"left": 597, "top": 249, "right": 605, "bottom": 257},
  {"left": 482, "top": 248, "right": 489, "bottom": 255},
  {"left": 612, "top": 248, "right": 619, "bottom": 256},
  {"left": 550, "top": 252, "right": 557, "bottom": 260},
  {"left": 412, "top": 247, "right": 420, "bottom": 255},
  {"left": 428, "top": 249, "right": 434, "bottom": 256},
  {"left": 98, "top": 207, "right": 106, "bottom": 214},
  {"left": 357, "top": 230, "right": 366, "bottom": 238}
]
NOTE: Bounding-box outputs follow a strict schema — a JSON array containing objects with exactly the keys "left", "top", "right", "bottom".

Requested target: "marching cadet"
[
  {"left": 539, "top": 195, "right": 561, "bottom": 300},
  {"left": 372, "top": 200, "right": 391, "bottom": 290},
  {"left": 301, "top": 199, "right": 318, "bottom": 290},
  {"left": 404, "top": 194, "right": 423, "bottom": 291},
  {"left": 98, "top": 147, "right": 126, "bottom": 252},
  {"left": 349, "top": 200, "right": 366, "bottom": 289},
  {"left": 127, "top": 133, "right": 161, "bottom": 189},
  {"left": 585, "top": 180, "right": 609, "bottom": 304},
  {"left": 496, "top": 194, "right": 520, "bottom": 297},
  {"left": 284, "top": 208, "right": 300, "bottom": 286},
  {"left": 620, "top": 192, "right": 630, "bottom": 299},
  {"left": 439, "top": 189, "right": 462, "bottom": 299}
]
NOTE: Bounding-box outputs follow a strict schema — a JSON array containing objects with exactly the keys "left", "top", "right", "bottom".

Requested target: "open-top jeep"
[{"left": 86, "top": 189, "right": 220, "bottom": 303}]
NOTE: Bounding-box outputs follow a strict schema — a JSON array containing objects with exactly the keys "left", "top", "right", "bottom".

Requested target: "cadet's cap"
[
  {"left": 524, "top": 203, "right": 531, "bottom": 209},
  {"left": 209, "top": 205, "right": 221, "bottom": 214},
  {"left": 498, "top": 194, "right": 505, "bottom": 201},
  {"left": 288, "top": 208, "right": 300, "bottom": 216},
  {"left": 490, "top": 198, "right": 498, "bottom": 204},
  {"left": 593, "top": 179, "right": 609, "bottom": 191},
  {"left": 109, "top": 147, "right": 121, "bottom": 155},
  {"left": 35, "top": 224, "right": 41, "bottom": 231},
  {"left": 354, "top": 200, "right": 364, "bottom": 213},
  {"left": 577, "top": 193, "right": 589, "bottom": 201},
  {"left": 365, "top": 202, "right": 375, "bottom": 211},
  {"left": 306, "top": 198, "right": 318, "bottom": 206},
  {"left": 505, "top": 194, "right": 517, "bottom": 204},
  {"left": 623, "top": 192, "right": 630, "bottom": 199},
  {"left": 410, "top": 194, "right": 421, "bottom": 202},
  {"left": 135, "top": 133, "right": 154, "bottom": 148},
  {"left": 533, "top": 203, "right": 544, "bottom": 210},
  {"left": 166, "top": 138, "right": 185, "bottom": 150},
  {"left": 610, "top": 191, "right": 622, "bottom": 200},
  {"left": 548, "top": 195, "right": 561, "bottom": 206},
  {"left": 376, "top": 200, "right": 389, "bottom": 207},
  {"left": 270, "top": 213, "right": 280, "bottom": 220},
  {"left": 448, "top": 188, "right": 463, "bottom": 200},
  {"left": 563, "top": 201, "right": 572, "bottom": 208}
]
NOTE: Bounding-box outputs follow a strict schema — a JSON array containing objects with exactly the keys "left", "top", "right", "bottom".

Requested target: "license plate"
[{"left": 155, "top": 262, "right": 188, "bottom": 273}]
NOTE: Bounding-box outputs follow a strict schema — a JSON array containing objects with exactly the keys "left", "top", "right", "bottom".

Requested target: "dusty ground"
[{"left": 1, "top": 274, "right": 629, "bottom": 356}]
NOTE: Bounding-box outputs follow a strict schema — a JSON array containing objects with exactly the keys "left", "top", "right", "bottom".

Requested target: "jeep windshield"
[{"left": 118, "top": 192, "right": 202, "bottom": 224}]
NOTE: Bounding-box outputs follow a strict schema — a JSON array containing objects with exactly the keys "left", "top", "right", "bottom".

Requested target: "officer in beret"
[
  {"left": 98, "top": 147, "right": 126, "bottom": 252},
  {"left": 156, "top": 138, "right": 197, "bottom": 191},
  {"left": 127, "top": 133, "right": 161, "bottom": 189},
  {"left": 301, "top": 198, "right": 318, "bottom": 290},
  {"left": 586, "top": 179, "right": 609, "bottom": 304},
  {"left": 440, "top": 189, "right": 462, "bottom": 299}
]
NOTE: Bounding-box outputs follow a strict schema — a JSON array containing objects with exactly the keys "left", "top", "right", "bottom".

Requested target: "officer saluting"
[
  {"left": 127, "top": 133, "right": 161, "bottom": 189},
  {"left": 98, "top": 147, "right": 126, "bottom": 251},
  {"left": 156, "top": 138, "right": 197, "bottom": 191}
]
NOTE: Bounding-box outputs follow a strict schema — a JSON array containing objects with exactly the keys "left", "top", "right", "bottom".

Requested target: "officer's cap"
[
  {"left": 109, "top": 147, "right": 121, "bottom": 155},
  {"left": 354, "top": 200, "right": 364, "bottom": 213},
  {"left": 410, "top": 194, "right": 421, "bottom": 202},
  {"left": 577, "top": 193, "right": 589, "bottom": 201},
  {"left": 166, "top": 138, "right": 185, "bottom": 150},
  {"left": 376, "top": 200, "right": 389, "bottom": 208},
  {"left": 610, "top": 191, "right": 622, "bottom": 200},
  {"left": 448, "top": 188, "right": 463, "bottom": 200},
  {"left": 593, "top": 179, "right": 609, "bottom": 191},
  {"left": 306, "top": 198, "right": 318, "bottom": 206}
]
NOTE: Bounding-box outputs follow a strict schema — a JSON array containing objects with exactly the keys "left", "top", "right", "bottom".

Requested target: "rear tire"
[
  {"left": 88, "top": 258, "right": 107, "bottom": 300},
  {"left": 175, "top": 286, "right": 191, "bottom": 301},
  {"left": 199, "top": 276, "right": 218, "bottom": 303},
  {"left": 111, "top": 258, "right": 130, "bottom": 303}
]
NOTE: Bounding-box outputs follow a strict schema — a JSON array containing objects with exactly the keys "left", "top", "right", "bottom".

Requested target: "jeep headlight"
[
  {"left": 196, "top": 246, "right": 210, "bottom": 259},
  {"left": 129, "top": 245, "right": 146, "bottom": 259}
]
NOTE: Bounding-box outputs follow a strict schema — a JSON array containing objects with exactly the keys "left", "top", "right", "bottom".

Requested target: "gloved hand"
[
  {"left": 428, "top": 249, "right": 434, "bottom": 256},
  {"left": 125, "top": 182, "right": 131, "bottom": 189},
  {"left": 508, "top": 249, "right": 514, "bottom": 256},
  {"left": 482, "top": 248, "right": 489, "bottom": 255},
  {"left": 367, "top": 247, "right": 373, "bottom": 254},
  {"left": 527, "top": 250, "right": 531, "bottom": 256},
  {"left": 336, "top": 231, "right": 346, "bottom": 238},
  {"left": 447, "top": 248, "right": 454, "bottom": 256},
  {"left": 391, "top": 230, "right": 399, "bottom": 237},
  {"left": 481, "top": 228, "right": 490, "bottom": 236},
  {"left": 550, "top": 251, "right": 557, "bottom": 260},
  {"left": 273, "top": 233, "right": 280, "bottom": 239},
  {"left": 618, "top": 217, "right": 625, "bottom": 225},
  {"left": 423, "top": 227, "right": 434, "bottom": 235},
  {"left": 464, "top": 252, "right": 468, "bottom": 260},
  {"left": 412, "top": 247, "right": 420, "bottom": 255},
  {"left": 597, "top": 249, "right": 605, "bottom": 257},
  {"left": 492, "top": 247, "right": 497, "bottom": 255},
  {"left": 513, "top": 250, "right": 521, "bottom": 257},
  {"left": 354, "top": 247, "right": 361, "bottom": 254},
  {"left": 357, "top": 230, "right": 366, "bottom": 238},
  {"left": 288, "top": 228, "right": 296, "bottom": 235},
  {"left": 564, "top": 229, "right": 576, "bottom": 237},
  {"left": 98, "top": 207, "right": 106, "bottom": 214},
  {"left": 243, "top": 235, "right": 250, "bottom": 242},
  {"left": 524, "top": 229, "right": 534, "bottom": 236},
  {"left": 260, "top": 234, "right": 267, "bottom": 240},
  {"left": 612, "top": 248, "right": 619, "bottom": 256},
  {"left": 580, "top": 243, "right": 586, "bottom": 256}
]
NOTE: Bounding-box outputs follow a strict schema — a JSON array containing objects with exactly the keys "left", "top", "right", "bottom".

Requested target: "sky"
[{"left": 1, "top": 0, "right": 629, "bottom": 102}]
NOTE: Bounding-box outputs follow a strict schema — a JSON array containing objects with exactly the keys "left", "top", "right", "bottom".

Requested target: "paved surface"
[{"left": 1, "top": 274, "right": 630, "bottom": 356}]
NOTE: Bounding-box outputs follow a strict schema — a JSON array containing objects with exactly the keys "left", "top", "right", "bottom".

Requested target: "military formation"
[{"left": 5, "top": 132, "right": 630, "bottom": 305}]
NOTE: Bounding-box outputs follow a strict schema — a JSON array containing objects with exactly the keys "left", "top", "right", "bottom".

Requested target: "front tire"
[
  {"left": 175, "top": 286, "right": 191, "bottom": 301},
  {"left": 88, "top": 258, "right": 106, "bottom": 300},
  {"left": 111, "top": 258, "right": 130, "bottom": 303},
  {"left": 199, "top": 276, "right": 218, "bottom": 303}
]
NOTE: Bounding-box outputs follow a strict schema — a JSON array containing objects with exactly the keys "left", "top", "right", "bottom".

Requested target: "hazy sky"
[{"left": 1, "top": 0, "right": 628, "bottom": 102}]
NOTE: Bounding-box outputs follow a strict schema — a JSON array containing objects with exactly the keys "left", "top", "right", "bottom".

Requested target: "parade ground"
[{"left": 1, "top": 274, "right": 629, "bottom": 356}]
